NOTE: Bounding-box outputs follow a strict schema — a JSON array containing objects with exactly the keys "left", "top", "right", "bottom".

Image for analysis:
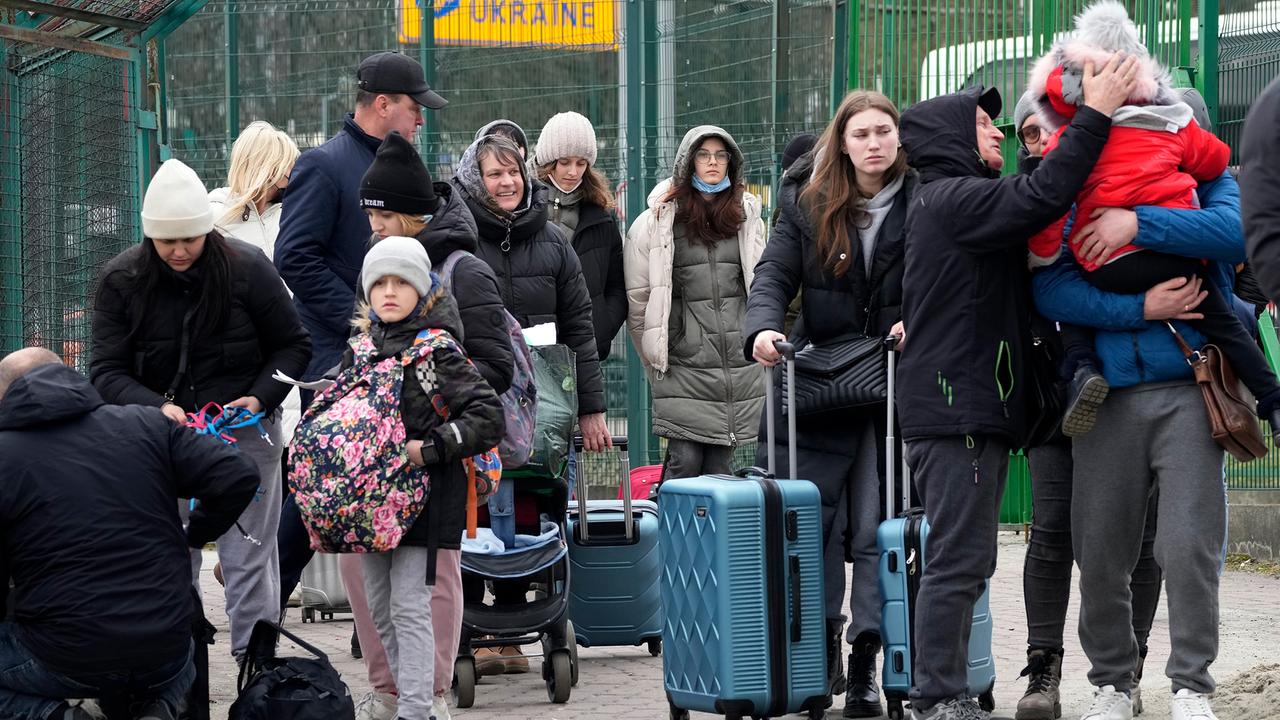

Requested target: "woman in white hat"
[{"left": 90, "top": 158, "right": 311, "bottom": 665}]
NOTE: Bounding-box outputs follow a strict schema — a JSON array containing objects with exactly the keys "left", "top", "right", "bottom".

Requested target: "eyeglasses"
[
  {"left": 695, "top": 150, "right": 731, "bottom": 165},
  {"left": 1018, "top": 124, "right": 1043, "bottom": 146}
]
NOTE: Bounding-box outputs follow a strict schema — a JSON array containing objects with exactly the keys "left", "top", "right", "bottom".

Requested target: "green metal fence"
[{"left": 1, "top": 2, "right": 205, "bottom": 372}]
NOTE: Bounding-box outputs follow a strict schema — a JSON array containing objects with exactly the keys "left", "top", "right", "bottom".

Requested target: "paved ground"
[{"left": 201, "top": 534, "right": 1280, "bottom": 719}]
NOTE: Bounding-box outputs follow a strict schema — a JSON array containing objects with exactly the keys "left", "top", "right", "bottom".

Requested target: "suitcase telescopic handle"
[
  {"left": 763, "top": 339, "right": 798, "bottom": 480},
  {"left": 884, "top": 335, "right": 909, "bottom": 521},
  {"left": 571, "top": 435, "right": 633, "bottom": 543}
]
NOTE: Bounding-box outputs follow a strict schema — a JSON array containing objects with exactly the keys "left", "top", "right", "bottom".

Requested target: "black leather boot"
[
  {"left": 827, "top": 619, "right": 847, "bottom": 699},
  {"left": 842, "top": 631, "right": 883, "bottom": 718}
]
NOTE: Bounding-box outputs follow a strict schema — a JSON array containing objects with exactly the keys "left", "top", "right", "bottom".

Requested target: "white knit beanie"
[
  {"left": 361, "top": 236, "right": 433, "bottom": 302},
  {"left": 141, "top": 159, "right": 214, "bottom": 240},
  {"left": 534, "top": 111, "right": 598, "bottom": 167}
]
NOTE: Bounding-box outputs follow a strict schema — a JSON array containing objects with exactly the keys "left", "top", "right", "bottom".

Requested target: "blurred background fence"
[{"left": 6, "top": 0, "right": 1280, "bottom": 495}]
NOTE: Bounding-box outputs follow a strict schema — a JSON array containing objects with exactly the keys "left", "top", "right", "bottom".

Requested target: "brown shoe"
[
  {"left": 500, "top": 645, "right": 529, "bottom": 674},
  {"left": 474, "top": 646, "right": 506, "bottom": 677}
]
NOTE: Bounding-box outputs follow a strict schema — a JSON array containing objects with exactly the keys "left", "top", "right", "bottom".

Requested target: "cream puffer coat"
[{"left": 625, "top": 125, "right": 766, "bottom": 446}]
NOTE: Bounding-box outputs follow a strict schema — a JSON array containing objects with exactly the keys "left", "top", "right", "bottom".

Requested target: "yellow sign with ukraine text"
[{"left": 399, "top": 0, "right": 617, "bottom": 49}]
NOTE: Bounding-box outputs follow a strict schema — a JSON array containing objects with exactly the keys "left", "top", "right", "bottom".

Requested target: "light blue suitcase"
[
  {"left": 660, "top": 347, "right": 829, "bottom": 720},
  {"left": 567, "top": 438, "right": 664, "bottom": 654},
  {"left": 877, "top": 342, "right": 997, "bottom": 720}
]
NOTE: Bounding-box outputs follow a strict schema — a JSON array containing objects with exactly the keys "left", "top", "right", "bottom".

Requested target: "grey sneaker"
[{"left": 912, "top": 697, "right": 991, "bottom": 720}]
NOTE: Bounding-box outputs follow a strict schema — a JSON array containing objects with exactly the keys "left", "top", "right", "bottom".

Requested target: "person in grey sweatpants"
[
  {"left": 362, "top": 548, "right": 435, "bottom": 719},
  {"left": 190, "top": 417, "right": 282, "bottom": 659},
  {"left": 1072, "top": 382, "right": 1225, "bottom": 696}
]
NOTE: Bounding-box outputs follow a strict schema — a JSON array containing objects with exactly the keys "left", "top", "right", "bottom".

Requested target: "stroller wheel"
[
  {"left": 453, "top": 656, "right": 476, "bottom": 709},
  {"left": 545, "top": 649, "right": 572, "bottom": 704},
  {"left": 564, "top": 620, "right": 580, "bottom": 687}
]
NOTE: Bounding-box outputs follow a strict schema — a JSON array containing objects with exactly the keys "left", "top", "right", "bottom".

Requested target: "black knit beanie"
[{"left": 360, "top": 131, "right": 439, "bottom": 215}]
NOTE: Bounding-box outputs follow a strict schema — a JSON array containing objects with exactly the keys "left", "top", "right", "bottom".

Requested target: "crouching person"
[{"left": 0, "top": 348, "right": 260, "bottom": 720}]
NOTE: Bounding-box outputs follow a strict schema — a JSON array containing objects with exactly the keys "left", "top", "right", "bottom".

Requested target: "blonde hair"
[
  {"left": 395, "top": 212, "right": 428, "bottom": 237},
  {"left": 218, "top": 121, "right": 299, "bottom": 226}
]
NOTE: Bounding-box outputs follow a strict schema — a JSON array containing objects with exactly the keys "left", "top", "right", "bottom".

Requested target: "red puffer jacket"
[{"left": 1027, "top": 69, "right": 1230, "bottom": 270}]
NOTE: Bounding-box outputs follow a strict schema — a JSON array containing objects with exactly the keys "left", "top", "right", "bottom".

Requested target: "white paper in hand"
[
  {"left": 272, "top": 370, "right": 335, "bottom": 392},
  {"left": 522, "top": 322, "right": 558, "bottom": 346}
]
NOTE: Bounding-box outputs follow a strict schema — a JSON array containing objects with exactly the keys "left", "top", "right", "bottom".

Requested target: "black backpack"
[{"left": 228, "top": 620, "right": 355, "bottom": 720}]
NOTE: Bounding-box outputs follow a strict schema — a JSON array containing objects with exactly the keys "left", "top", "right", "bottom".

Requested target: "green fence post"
[
  {"left": 0, "top": 54, "right": 23, "bottom": 353},
  {"left": 223, "top": 0, "right": 238, "bottom": 145},
  {"left": 624, "top": 0, "right": 652, "bottom": 469},
  {"left": 1198, "top": 0, "right": 1219, "bottom": 127},
  {"left": 847, "top": 0, "right": 859, "bottom": 91},
  {"left": 418, "top": 0, "right": 436, "bottom": 165},
  {"left": 770, "top": 0, "right": 790, "bottom": 203},
  {"left": 831, "top": 0, "right": 849, "bottom": 112}
]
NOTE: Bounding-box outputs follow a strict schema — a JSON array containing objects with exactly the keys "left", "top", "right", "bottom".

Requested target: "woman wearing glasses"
[
  {"left": 1015, "top": 97, "right": 1049, "bottom": 159},
  {"left": 625, "top": 126, "right": 766, "bottom": 480}
]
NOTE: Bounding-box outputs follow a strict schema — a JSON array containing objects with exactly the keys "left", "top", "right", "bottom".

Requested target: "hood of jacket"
[
  {"left": 1026, "top": 1, "right": 1177, "bottom": 132},
  {"left": 353, "top": 274, "right": 464, "bottom": 355},
  {"left": 0, "top": 364, "right": 104, "bottom": 430},
  {"left": 453, "top": 135, "right": 535, "bottom": 220},
  {"left": 672, "top": 125, "right": 746, "bottom": 189},
  {"left": 901, "top": 86, "right": 1002, "bottom": 184}
]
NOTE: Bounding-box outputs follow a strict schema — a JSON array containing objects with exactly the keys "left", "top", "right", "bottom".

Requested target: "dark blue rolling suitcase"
[
  {"left": 567, "top": 437, "right": 664, "bottom": 654},
  {"left": 877, "top": 340, "right": 997, "bottom": 720},
  {"left": 659, "top": 344, "right": 829, "bottom": 720}
]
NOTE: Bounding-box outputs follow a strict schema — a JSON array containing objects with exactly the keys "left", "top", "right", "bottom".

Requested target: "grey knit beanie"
[
  {"left": 534, "top": 111, "right": 598, "bottom": 167},
  {"left": 361, "top": 235, "right": 433, "bottom": 302},
  {"left": 1014, "top": 91, "right": 1038, "bottom": 134}
]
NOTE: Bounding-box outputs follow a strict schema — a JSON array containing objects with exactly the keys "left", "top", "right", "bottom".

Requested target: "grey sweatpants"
[
  {"left": 819, "top": 422, "right": 884, "bottom": 640},
  {"left": 363, "top": 547, "right": 435, "bottom": 720},
  {"left": 189, "top": 417, "right": 282, "bottom": 657},
  {"left": 904, "top": 435, "right": 1008, "bottom": 710},
  {"left": 664, "top": 439, "right": 735, "bottom": 481},
  {"left": 1073, "top": 380, "right": 1225, "bottom": 694}
]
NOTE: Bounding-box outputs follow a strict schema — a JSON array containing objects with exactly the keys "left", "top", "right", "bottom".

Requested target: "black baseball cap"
[{"left": 357, "top": 52, "right": 447, "bottom": 110}]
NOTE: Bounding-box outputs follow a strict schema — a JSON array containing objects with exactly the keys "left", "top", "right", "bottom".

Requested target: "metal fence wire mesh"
[{"left": 1, "top": 38, "right": 138, "bottom": 373}]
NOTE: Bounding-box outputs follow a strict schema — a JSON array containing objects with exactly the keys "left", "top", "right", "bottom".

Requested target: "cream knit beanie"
[
  {"left": 142, "top": 159, "right": 214, "bottom": 240},
  {"left": 534, "top": 111, "right": 598, "bottom": 167}
]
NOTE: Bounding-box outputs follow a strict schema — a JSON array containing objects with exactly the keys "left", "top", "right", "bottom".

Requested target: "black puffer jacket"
[
  {"left": 897, "top": 86, "right": 1110, "bottom": 445},
  {"left": 368, "top": 181, "right": 514, "bottom": 395},
  {"left": 0, "top": 364, "right": 258, "bottom": 677},
  {"left": 451, "top": 176, "right": 605, "bottom": 416},
  {"left": 744, "top": 154, "right": 915, "bottom": 455},
  {"left": 346, "top": 285, "right": 505, "bottom": 551},
  {"left": 90, "top": 236, "right": 312, "bottom": 414},
  {"left": 567, "top": 202, "right": 627, "bottom": 361}
]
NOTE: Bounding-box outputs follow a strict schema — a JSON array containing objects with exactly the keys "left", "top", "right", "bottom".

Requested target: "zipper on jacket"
[
  {"left": 995, "top": 340, "right": 1014, "bottom": 419},
  {"left": 707, "top": 244, "right": 738, "bottom": 447}
]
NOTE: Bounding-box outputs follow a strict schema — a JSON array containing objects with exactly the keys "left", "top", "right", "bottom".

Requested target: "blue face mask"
[{"left": 692, "top": 175, "right": 732, "bottom": 194}]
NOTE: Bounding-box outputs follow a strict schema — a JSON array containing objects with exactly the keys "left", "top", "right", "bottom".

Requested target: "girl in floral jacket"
[{"left": 344, "top": 236, "right": 504, "bottom": 720}]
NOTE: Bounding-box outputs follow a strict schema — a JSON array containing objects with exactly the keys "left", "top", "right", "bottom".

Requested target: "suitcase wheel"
[
  {"left": 887, "top": 698, "right": 905, "bottom": 720},
  {"left": 647, "top": 637, "right": 662, "bottom": 657},
  {"left": 453, "top": 656, "right": 476, "bottom": 709},
  {"left": 668, "top": 700, "right": 690, "bottom": 720},
  {"left": 301, "top": 607, "right": 314, "bottom": 623},
  {"left": 544, "top": 649, "right": 572, "bottom": 703},
  {"left": 979, "top": 690, "right": 996, "bottom": 712}
]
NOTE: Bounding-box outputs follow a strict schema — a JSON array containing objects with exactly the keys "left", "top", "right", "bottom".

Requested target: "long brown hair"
[
  {"left": 800, "top": 90, "right": 908, "bottom": 276},
  {"left": 669, "top": 136, "right": 746, "bottom": 246},
  {"left": 536, "top": 162, "right": 617, "bottom": 211}
]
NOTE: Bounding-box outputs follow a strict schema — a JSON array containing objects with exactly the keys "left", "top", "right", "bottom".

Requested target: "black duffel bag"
[{"left": 228, "top": 620, "right": 355, "bottom": 720}]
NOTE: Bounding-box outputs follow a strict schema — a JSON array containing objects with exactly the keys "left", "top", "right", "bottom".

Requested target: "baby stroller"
[{"left": 453, "top": 473, "right": 578, "bottom": 707}]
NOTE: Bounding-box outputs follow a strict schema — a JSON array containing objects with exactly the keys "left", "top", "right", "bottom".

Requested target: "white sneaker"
[
  {"left": 430, "top": 695, "right": 453, "bottom": 720},
  {"left": 354, "top": 691, "right": 398, "bottom": 720},
  {"left": 1171, "top": 689, "right": 1219, "bottom": 720},
  {"left": 1081, "top": 685, "right": 1133, "bottom": 720}
]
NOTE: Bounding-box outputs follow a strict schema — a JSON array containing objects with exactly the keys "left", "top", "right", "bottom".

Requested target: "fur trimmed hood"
[{"left": 1026, "top": 0, "right": 1177, "bottom": 132}]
